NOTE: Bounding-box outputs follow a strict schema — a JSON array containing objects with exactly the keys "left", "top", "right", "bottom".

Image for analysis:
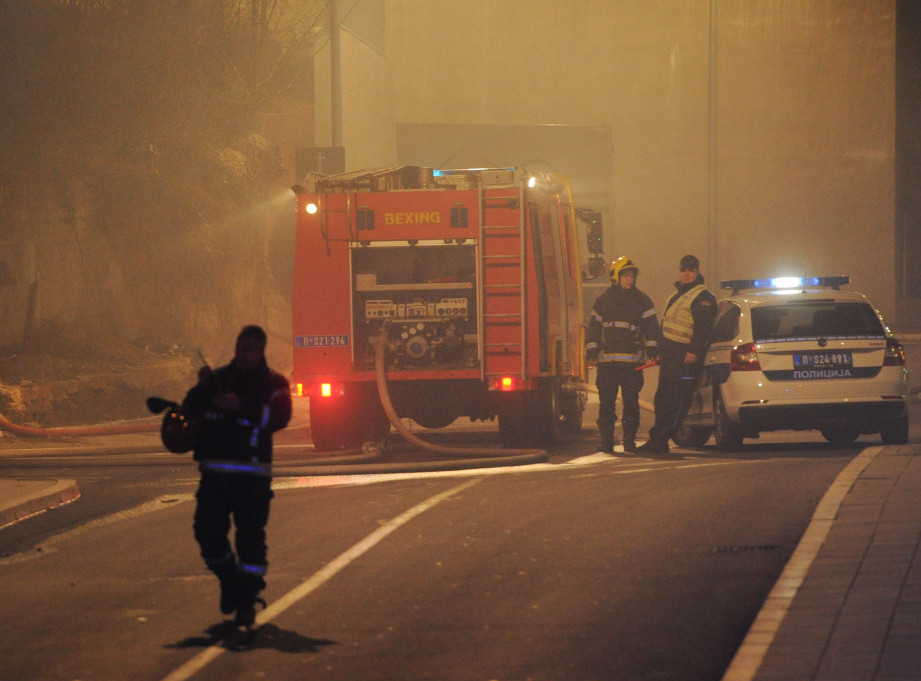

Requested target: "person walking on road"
[
  {"left": 180, "top": 324, "right": 291, "bottom": 627},
  {"left": 585, "top": 256, "right": 660, "bottom": 453},
  {"left": 638, "top": 255, "right": 717, "bottom": 455}
]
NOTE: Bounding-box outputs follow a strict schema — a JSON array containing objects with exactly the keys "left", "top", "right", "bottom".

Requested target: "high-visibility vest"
[{"left": 661, "top": 284, "right": 707, "bottom": 343}]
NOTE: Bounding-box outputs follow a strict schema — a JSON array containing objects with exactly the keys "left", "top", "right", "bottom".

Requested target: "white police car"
[{"left": 674, "top": 276, "right": 910, "bottom": 451}]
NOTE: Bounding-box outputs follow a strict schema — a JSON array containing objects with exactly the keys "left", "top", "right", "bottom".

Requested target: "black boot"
[
  {"left": 622, "top": 419, "right": 638, "bottom": 453},
  {"left": 637, "top": 438, "right": 669, "bottom": 454},
  {"left": 207, "top": 556, "right": 237, "bottom": 615},
  {"left": 234, "top": 571, "right": 267, "bottom": 628},
  {"left": 596, "top": 418, "right": 616, "bottom": 454}
]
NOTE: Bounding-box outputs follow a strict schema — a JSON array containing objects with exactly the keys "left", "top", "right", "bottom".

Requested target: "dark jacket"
[
  {"left": 586, "top": 284, "right": 660, "bottom": 365},
  {"left": 182, "top": 358, "right": 291, "bottom": 468},
  {"left": 661, "top": 274, "right": 717, "bottom": 358}
]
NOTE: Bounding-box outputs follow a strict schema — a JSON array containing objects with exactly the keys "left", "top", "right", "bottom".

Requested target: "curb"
[{"left": 0, "top": 479, "right": 81, "bottom": 530}]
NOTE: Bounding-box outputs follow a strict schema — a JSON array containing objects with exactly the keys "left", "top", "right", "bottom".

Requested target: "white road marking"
[
  {"left": 158, "top": 478, "right": 482, "bottom": 681},
  {"left": 271, "top": 455, "right": 760, "bottom": 491},
  {"left": 719, "top": 446, "right": 883, "bottom": 681}
]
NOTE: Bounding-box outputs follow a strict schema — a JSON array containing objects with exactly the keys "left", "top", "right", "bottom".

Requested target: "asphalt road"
[{"left": 1, "top": 420, "right": 870, "bottom": 681}]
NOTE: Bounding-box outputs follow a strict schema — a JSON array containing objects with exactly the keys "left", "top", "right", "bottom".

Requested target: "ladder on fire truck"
[{"left": 478, "top": 184, "right": 527, "bottom": 385}]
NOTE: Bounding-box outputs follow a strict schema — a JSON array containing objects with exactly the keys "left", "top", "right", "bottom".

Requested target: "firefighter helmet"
[
  {"left": 609, "top": 256, "right": 639, "bottom": 282},
  {"left": 160, "top": 405, "right": 200, "bottom": 454}
]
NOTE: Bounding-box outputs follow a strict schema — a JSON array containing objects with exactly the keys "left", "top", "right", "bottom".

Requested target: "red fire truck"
[{"left": 291, "top": 166, "right": 587, "bottom": 451}]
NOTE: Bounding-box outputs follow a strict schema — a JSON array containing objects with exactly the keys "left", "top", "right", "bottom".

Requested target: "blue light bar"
[{"left": 721, "top": 275, "right": 850, "bottom": 292}]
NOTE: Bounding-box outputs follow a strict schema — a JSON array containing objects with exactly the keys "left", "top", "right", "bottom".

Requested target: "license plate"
[
  {"left": 296, "top": 335, "right": 350, "bottom": 348},
  {"left": 793, "top": 351, "right": 852, "bottom": 369}
]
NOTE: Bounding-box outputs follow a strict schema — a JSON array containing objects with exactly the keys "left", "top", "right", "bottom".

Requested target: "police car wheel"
[
  {"left": 820, "top": 426, "right": 860, "bottom": 446},
  {"left": 672, "top": 422, "right": 712, "bottom": 448},
  {"left": 880, "top": 414, "right": 909, "bottom": 445},
  {"left": 714, "top": 393, "right": 743, "bottom": 452}
]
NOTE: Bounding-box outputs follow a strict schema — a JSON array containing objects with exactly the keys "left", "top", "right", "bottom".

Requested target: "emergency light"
[{"left": 720, "top": 275, "right": 850, "bottom": 294}]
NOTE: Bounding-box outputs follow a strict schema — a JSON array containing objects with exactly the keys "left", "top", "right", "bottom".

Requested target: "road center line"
[{"left": 159, "top": 477, "right": 482, "bottom": 681}]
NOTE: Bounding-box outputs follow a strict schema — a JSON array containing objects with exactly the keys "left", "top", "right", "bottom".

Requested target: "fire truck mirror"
[{"left": 587, "top": 213, "right": 604, "bottom": 255}]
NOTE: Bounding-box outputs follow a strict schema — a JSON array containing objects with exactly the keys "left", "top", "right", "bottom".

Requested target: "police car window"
[
  {"left": 751, "top": 302, "right": 885, "bottom": 341},
  {"left": 711, "top": 302, "right": 741, "bottom": 343}
]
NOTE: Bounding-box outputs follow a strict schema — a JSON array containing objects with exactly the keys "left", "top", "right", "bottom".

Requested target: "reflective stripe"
[
  {"left": 598, "top": 351, "right": 644, "bottom": 363},
  {"left": 238, "top": 562, "right": 267, "bottom": 576},
  {"left": 641, "top": 308, "right": 656, "bottom": 319},
  {"left": 601, "top": 320, "right": 639, "bottom": 332},
  {"left": 241, "top": 407, "right": 269, "bottom": 448},
  {"left": 662, "top": 284, "right": 706, "bottom": 343},
  {"left": 200, "top": 460, "right": 271, "bottom": 476},
  {"left": 205, "top": 551, "right": 235, "bottom": 567}
]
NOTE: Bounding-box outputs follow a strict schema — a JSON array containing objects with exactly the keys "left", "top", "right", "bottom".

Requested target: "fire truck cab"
[{"left": 291, "top": 166, "right": 587, "bottom": 451}]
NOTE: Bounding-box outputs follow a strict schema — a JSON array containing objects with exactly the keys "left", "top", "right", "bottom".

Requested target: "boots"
[
  {"left": 234, "top": 570, "right": 267, "bottom": 628},
  {"left": 596, "top": 417, "right": 617, "bottom": 454},
  {"left": 621, "top": 419, "right": 638, "bottom": 453},
  {"left": 207, "top": 555, "right": 238, "bottom": 615}
]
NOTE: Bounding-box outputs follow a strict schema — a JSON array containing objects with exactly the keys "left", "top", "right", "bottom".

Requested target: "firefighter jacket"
[
  {"left": 660, "top": 274, "right": 717, "bottom": 357},
  {"left": 586, "top": 284, "right": 660, "bottom": 365},
  {"left": 182, "top": 358, "right": 291, "bottom": 474}
]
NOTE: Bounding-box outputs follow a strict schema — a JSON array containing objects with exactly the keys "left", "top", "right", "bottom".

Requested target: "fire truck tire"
[
  {"left": 560, "top": 388, "right": 585, "bottom": 435},
  {"left": 498, "top": 380, "right": 564, "bottom": 448},
  {"left": 308, "top": 399, "right": 351, "bottom": 451},
  {"left": 412, "top": 412, "right": 457, "bottom": 430},
  {"left": 498, "top": 392, "right": 533, "bottom": 448},
  {"left": 309, "top": 386, "right": 390, "bottom": 452},
  {"left": 534, "top": 379, "right": 564, "bottom": 444}
]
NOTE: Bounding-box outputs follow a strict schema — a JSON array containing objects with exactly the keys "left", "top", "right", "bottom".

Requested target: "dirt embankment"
[{"left": 0, "top": 332, "right": 198, "bottom": 429}]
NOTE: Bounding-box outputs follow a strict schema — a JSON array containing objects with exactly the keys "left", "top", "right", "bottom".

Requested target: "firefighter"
[
  {"left": 638, "top": 254, "right": 717, "bottom": 455},
  {"left": 585, "top": 256, "right": 660, "bottom": 453},
  {"left": 180, "top": 325, "right": 292, "bottom": 627}
]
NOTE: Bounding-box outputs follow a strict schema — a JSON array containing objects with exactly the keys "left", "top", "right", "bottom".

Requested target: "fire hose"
[
  {"left": 370, "top": 337, "right": 548, "bottom": 466},
  {"left": 0, "top": 412, "right": 158, "bottom": 438},
  {"left": 0, "top": 337, "right": 566, "bottom": 473}
]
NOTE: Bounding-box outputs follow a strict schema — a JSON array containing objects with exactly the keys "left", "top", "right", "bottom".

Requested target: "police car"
[{"left": 674, "top": 276, "right": 910, "bottom": 451}]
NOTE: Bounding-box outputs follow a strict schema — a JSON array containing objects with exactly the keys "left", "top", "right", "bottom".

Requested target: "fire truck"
[{"left": 291, "top": 165, "right": 588, "bottom": 451}]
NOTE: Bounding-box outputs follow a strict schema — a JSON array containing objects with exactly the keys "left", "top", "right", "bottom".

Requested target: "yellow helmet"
[{"left": 609, "top": 256, "right": 639, "bottom": 282}]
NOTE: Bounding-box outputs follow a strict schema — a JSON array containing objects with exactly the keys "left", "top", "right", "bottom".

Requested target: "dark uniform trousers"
[
  {"left": 193, "top": 472, "right": 274, "bottom": 570},
  {"left": 596, "top": 362, "right": 644, "bottom": 449},
  {"left": 648, "top": 340, "right": 702, "bottom": 443}
]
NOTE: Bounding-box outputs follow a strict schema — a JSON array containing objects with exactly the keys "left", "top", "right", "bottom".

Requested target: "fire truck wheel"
[
  {"left": 534, "top": 379, "right": 564, "bottom": 444},
  {"left": 412, "top": 412, "right": 457, "bottom": 429},
  {"left": 498, "top": 380, "right": 564, "bottom": 448},
  {"left": 309, "top": 386, "right": 390, "bottom": 452},
  {"left": 498, "top": 392, "right": 532, "bottom": 448},
  {"left": 559, "top": 388, "right": 585, "bottom": 435}
]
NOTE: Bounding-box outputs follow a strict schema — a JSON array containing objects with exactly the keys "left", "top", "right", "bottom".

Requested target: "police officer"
[
  {"left": 586, "top": 256, "right": 660, "bottom": 453},
  {"left": 181, "top": 325, "right": 292, "bottom": 627},
  {"left": 638, "top": 255, "right": 716, "bottom": 455}
]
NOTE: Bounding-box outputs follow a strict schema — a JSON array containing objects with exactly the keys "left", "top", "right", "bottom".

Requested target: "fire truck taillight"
[
  {"left": 305, "top": 202, "right": 318, "bottom": 215},
  {"left": 494, "top": 376, "right": 522, "bottom": 391},
  {"left": 314, "top": 382, "right": 346, "bottom": 399},
  {"left": 293, "top": 382, "right": 304, "bottom": 397}
]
